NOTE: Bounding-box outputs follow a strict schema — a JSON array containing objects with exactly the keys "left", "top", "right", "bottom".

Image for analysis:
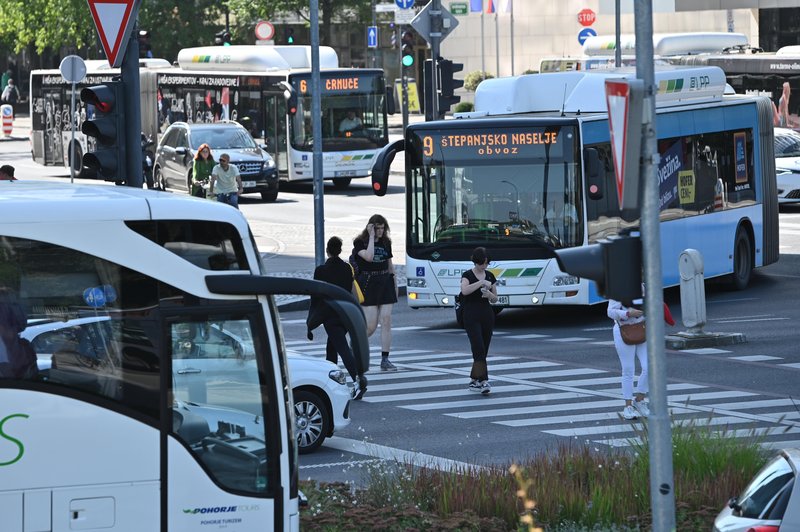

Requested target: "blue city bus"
[{"left": 371, "top": 66, "right": 778, "bottom": 308}]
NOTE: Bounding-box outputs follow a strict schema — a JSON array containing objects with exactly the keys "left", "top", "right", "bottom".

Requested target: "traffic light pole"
[
  {"left": 634, "top": 1, "right": 676, "bottom": 529},
  {"left": 122, "top": 23, "right": 143, "bottom": 188},
  {"left": 401, "top": 27, "right": 409, "bottom": 133},
  {"left": 429, "top": 0, "right": 443, "bottom": 121},
  {"left": 310, "top": 0, "right": 325, "bottom": 267}
]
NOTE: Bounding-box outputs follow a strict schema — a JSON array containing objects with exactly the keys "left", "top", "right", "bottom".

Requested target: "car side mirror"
[{"left": 175, "top": 147, "right": 188, "bottom": 156}]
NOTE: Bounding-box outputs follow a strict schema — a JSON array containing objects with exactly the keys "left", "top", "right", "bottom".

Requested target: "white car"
[
  {"left": 774, "top": 127, "right": 800, "bottom": 204},
  {"left": 22, "top": 316, "right": 350, "bottom": 454},
  {"left": 714, "top": 448, "right": 800, "bottom": 531}
]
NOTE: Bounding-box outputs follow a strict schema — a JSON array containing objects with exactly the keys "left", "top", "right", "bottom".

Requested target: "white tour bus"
[
  {"left": 0, "top": 181, "right": 368, "bottom": 531},
  {"left": 371, "top": 66, "right": 778, "bottom": 308},
  {"left": 30, "top": 45, "right": 393, "bottom": 188}
]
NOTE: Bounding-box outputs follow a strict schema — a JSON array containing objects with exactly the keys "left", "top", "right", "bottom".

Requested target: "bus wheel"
[
  {"left": 294, "top": 390, "right": 330, "bottom": 454},
  {"left": 730, "top": 228, "right": 753, "bottom": 290},
  {"left": 69, "top": 143, "right": 83, "bottom": 177},
  {"left": 332, "top": 177, "right": 351, "bottom": 189}
]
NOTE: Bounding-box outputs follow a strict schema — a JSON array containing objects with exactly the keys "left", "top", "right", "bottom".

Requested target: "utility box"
[{"left": 678, "top": 249, "right": 706, "bottom": 332}]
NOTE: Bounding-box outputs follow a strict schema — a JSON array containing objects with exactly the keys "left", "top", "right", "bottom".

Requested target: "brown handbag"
[{"left": 619, "top": 321, "right": 646, "bottom": 345}]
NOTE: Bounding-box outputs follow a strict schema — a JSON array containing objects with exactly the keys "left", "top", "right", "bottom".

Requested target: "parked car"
[
  {"left": 774, "top": 127, "right": 800, "bottom": 204},
  {"left": 153, "top": 121, "right": 279, "bottom": 202},
  {"left": 22, "top": 316, "right": 350, "bottom": 454},
  {"left": 713, "top": 448, "right": 800, "bottom": 532}
]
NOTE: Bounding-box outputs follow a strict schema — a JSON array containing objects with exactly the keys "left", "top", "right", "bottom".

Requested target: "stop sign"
[{"left": 577, "top": 8, "right": 596, "bottom": 27}]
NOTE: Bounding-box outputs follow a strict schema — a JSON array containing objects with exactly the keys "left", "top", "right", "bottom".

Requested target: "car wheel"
[
  {"left": 293, "top": 389, "right": 330, "bottom": 454},
  {"left": 730, "top": 227, "right": 753, "bottom": 290},
  {"left": 261, "top": 190, "right": 278, "bottom": 202},
  {"left": 332, "top": 177, "right": 351, "bottom": 189},
  {"left": 153, "top": 166, "right": 164, "bottom": 191}
]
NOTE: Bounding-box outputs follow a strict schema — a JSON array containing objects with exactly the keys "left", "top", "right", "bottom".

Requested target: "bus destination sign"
[
  {"left": 417, "top": 128, "right": 567, "bottom": 160},
  {"left": 295, "top": 74, "right": 375, "bottom": 95}
]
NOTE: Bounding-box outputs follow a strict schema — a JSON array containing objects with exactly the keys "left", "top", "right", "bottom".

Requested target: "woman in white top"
[{"left": 607, "top": 296, "right": 649, "bottom": 420}]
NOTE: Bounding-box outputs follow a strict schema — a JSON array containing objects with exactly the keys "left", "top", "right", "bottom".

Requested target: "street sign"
[
  {"left": 376, "top": 3, "right": 397, "bottom": 12},
  {"left": 396, "top": 0, "right": 415, "bottom": 8},
  {"left": 86, "top": 0, "right": 141, "bottom": 68},
  {"left": 59, "top": 55, "right": 87, "bottom": 83},
  {"left": 255, "top": 20, "right": 275, "bottom": 41},
  {"left": 577, "top": 8, "right": 596, "bottom": 26},
  {"left": 411, "top": 3, "right": 460, "bottom": 45},
  {"left": 578, "top": 27, "right": 597, "bottom": 45},
  {"left": 450, "top": 2, "right": 468, "bottom": 15},
  {"left": 395, "top": 8, "right": 416, "bottom": 23},
  {"left": 368, "top": 26, "right": 378, "bottom": 48},
  {"left": 605, "top": 79, "right": 644, "bottom": 210}
]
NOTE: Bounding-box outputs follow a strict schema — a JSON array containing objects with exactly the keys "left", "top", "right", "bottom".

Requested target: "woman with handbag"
[
  {"left": 608, "top": 295, "right": 649, "bottom": 420},
  {"left": 312, "top": 237, "right": 368, "bottom": 399}
]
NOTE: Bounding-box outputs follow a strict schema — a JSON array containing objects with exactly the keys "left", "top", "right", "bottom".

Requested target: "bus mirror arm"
[
  {"left": 386, "top": 87, "right": 397, "bottom": 115},
  {"left": 583, "top": 147, "right": 604, "bottom": 200},
  {"left": 371, "top": 139, "right": 404, "bottom": 197},
  {"left": 205, "top": 274, "right": 370, "bottom": 368}
]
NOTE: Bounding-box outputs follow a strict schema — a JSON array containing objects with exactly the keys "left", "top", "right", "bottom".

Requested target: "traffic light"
[
  {"left": 554, "top": 235, "right": 642, "bottom": 305},
  {"left": 438, "top": 58, "right": 464, "bottom": 116},
  {"left": 285, "top": 28, "right": 295, "bottom": 44},
  {"left": 401, "top": 31, "right": 414, "bottom": 68},
  {"left": 80, "top": 82, "right": 126, "bottom": 182},
  {"left": 214, "top": 30, "right": 232, "bottom": 46}
]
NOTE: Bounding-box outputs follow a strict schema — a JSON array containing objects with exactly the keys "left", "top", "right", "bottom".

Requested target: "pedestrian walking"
[
  {"left": 1, "top": 79, "right": 19, "bottom": 105},
  {"left": 209, "top": 153, "right": 242, "bottom": 208},
  {"left": 312, "top": 237, "right": 368, "bottom": 399},
  {"left": 460, "top": 247, "right": 498, "bottom": 395},
  {"left": 352, "top": 214, "right": 398, "bottom": 371},
  {"left": 0, "top": 165, "right": 16, "bottom": 181},
  {"left": 191, "top": 143, "right": 215, "bottom": 197},
  {"left": 607, "top": 295, "right": 649, "bottom": 420}
]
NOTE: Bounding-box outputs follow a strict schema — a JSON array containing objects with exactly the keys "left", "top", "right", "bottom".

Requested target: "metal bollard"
[{"left": 678, "top": 249, "right": 706, "bottom": 334}]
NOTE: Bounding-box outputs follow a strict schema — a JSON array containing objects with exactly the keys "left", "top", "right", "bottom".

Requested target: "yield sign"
[
  {"left": 86, "top": 0, "right": 141, "bottom": 68},
  {"left": 605, "top": 78, "right": 644, "bottom": 210}
]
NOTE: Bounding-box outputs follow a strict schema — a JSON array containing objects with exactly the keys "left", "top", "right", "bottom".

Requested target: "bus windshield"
[
  {"left": 406, "top": 124, "right": 582, "bottom": 258},
  {"left": 290, "top": 71, "right": 387, "bottom": 152}
]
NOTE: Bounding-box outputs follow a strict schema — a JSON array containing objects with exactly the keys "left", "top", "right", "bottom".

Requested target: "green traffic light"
[
  {"left": 402, "top": 55, "right": 414, "bottom": 67},
  {"left": 288, "top": 36, "right": 294, "bottom": 44}
]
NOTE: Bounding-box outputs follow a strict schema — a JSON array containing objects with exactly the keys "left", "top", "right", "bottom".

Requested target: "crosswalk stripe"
[
  {"left": 362, "top": 384, "right": 535, "bottom": 404},
  {"left": 513, "top": 368, "right": 603, "bottom": 379},
  {"left": 366, "top": 370, "right": 442, "bottom": 381},
  {"left": 546, "top": 337, "right": 594, "bottom": 342},
  {"left": 704, "top": 398, "right": 800, "bottom": 410},
  {"left": 386, "top": 352, "right": 473, "bottom": 362},
  {"left": 492, "top": 400, "right": 628, "bottom": 424},
  {"left": 667, "top": 390, "right": 758, "bottom": 402},
  {"left": 761, "top": 439, "right": 800, "bottom": 449},
  {"left": 366, "top": 377, "right": 472, "bottom": 392},
  {"left": 681, "top": 348, "right": 732, "bottom": 355},
  {"left": 730, "top": 355, "right": 783, "bottom": 362},
  {"left": 504, "top": 334, "right": 551, "bottom": 339},
  {"left": 413, "top": 356, "right": 518, "bottom": 367},
  {"left": 545, "top": 415, "right": 757, "bottom": 438},
  {"left": 781, "top": 363, "right": 800, "bottom": 369},
  {"left": 502, "top": 407, "right": 697, "bottom": 427},
  {"left": 391, "top": 326, "right": 428, "bottom": 331},
  {"left": 595, "top": 426, "right": 800, "bottom": 448}
]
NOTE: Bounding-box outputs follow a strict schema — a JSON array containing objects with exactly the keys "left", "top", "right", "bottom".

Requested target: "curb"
[
  {"left": 665, "top": 332, "right": 747, "bottom": 350},
  {"left": 277, "top": 286, "right": 408, "bottom": 313}
]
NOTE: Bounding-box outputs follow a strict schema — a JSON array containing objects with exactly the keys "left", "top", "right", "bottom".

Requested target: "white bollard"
[
  {"left": 1, "top": 104, "right": 12, "bottom": 137},
  {"left": 678, "top": 249, "right": 706, "bottom": 334}
]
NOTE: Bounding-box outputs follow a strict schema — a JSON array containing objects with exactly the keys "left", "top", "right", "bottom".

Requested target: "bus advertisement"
[
  {"left": 29, "top": 45, "right": 393, "bottom": 189},
  {"left": 372, "top": 67, "right": 779, "bottom": 309}
]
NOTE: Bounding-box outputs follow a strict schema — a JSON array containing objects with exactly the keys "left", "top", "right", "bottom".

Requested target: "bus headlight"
[
  {"left": 407, "top": 278, "right": 426, "bottom": 288},
  {"left": 328, "top": 369, "right": 347, "bottom": 385},
  {"left": 552, "top": 275, "right": 580, "bottom": 286}
]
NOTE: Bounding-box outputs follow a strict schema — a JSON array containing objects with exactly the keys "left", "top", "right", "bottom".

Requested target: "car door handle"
[{"left": 177, "top": 368, "right": 202, "bottom": 375}]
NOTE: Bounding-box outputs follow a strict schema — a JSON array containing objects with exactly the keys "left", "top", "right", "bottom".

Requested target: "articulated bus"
[
  {"left": 371, "top": 67, "right": 778, "bottom": 308},
  {"left": 30, "top": 45, "right": 393, "bottom": 188},
  {"left": 0, "top": 181, "right": 368, "bottom": 530}
]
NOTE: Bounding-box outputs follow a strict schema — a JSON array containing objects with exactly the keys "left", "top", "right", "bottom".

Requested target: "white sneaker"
[
  {"left": 468, "top": 379, "right": 481, "bottom": 392},
  {"left": 480, "top": 380, "right": 491, "bottom": 395},
  {"left": 622, "top": 405, "right": 638, "bottom": 420},
  {"left": 634, "top": 401, "right": 650, "bottom": 418}
]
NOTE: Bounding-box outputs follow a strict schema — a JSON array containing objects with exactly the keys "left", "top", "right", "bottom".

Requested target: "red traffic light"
[{"left": 81, "top": 85, "right": 116, "bottom": 113}]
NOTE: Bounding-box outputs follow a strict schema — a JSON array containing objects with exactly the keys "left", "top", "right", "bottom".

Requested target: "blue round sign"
[
  {"left": 578, "top": 28, "right": 597, "bottom": 46},
  {"left": 396, "top": 0, "right": 415, "bottom": 9},
  {"left": 83, "top": 286, "right": 107, "bottom": 308}
]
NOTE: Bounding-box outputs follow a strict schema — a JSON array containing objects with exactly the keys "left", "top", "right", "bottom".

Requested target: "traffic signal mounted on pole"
[
  {"left": 438, "top": 58, "right": 464, "bottom": 116},
  {"left": 554, "top": 234, "right": 643, "bottom": 305},
  {"left": 214, "top": 30, "right": 232, "bottom": 46},
  {"left": 401, "top": 31, "right": 415, "bottom": 69},
  {"left": 80, "top": 82, "right": 126, "bottom": 183},
  {"left": 285, "top": 28, "right": 295, "bottom": 44}
]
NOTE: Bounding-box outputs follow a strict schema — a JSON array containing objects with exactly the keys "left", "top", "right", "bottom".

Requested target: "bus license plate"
[
  {"left": 494, "top": 296, "right": 509, "bottom": 305},
  {"left": 335, "top": 170, "right": 356, "bottom": 177},
  {"left": 243, "top": 181, "right": 255, "bottom": 188}
]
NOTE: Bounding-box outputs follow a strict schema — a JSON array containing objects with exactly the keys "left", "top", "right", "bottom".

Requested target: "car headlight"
[
  {"left": 265, "top": 159, "right": 276, "bottom": 169},
  {"left": 407, "top": 278, "right": 426, "bottom": 288},
  {"left": 328, "top": 369, "right": 347, "bottom": 385},
  {"left": 553, "top": 275, "right": 580, "bottom": 286}
]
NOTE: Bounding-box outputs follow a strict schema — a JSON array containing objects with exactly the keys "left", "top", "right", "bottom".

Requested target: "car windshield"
[
  {"left": 775, "top": 130, "right": 800, "bottom": 158},
  {"left": 191, "top": 127, "right": 258, "bottom": 150}
]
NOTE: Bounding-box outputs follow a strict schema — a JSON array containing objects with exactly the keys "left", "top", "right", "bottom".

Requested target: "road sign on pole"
[
  {"left": 255, "top": 20, "right": 275, "bottom": 41},
  {"left": 368, "top": 26, "right": 378, "bottom": 48},
  {"left": 411, "top": 2, "right": 460, "bottom": 44},
  {"left": 578, "top": 27, "right": 597, "bottom": 45},
  {"left": 605, "top": 79, "right": 644, "bottom": 210},
  {"left": 86, "top": 0, "right": 141, "bottom": 68}
]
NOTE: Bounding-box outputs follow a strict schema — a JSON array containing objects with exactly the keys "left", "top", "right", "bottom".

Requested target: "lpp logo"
[{"left": 0, "top": 413, "right": 28, "bottom": 466}]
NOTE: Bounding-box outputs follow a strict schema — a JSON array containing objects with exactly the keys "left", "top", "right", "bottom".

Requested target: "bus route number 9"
[{"left": 423, "top": 135, "right": 434, "bottom": 157}]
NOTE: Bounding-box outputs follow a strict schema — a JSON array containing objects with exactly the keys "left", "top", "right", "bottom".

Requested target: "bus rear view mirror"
[
  {"left": 584, "top": 147, "right": 603, "bottom": 200},
  {"left": 205, "top": 275, "right": 369, "bottom": 370},
  {"left": 371, "top": 139, "right": 404, "bottom": 197},
  {"left": 386, "top": 87, "right": 396, "bottom": 115}
]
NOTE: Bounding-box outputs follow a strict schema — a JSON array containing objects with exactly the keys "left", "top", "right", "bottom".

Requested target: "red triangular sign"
[
  {"left": 86, "top": 0, "right": 140, "bottom": 68},
  {"left": 605, "top": 80, "right": 630, "bottom": 208}
]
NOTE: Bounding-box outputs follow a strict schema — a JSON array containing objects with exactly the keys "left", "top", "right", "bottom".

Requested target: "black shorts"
[{"left": 358, "top": 271, "right": 397, "bottom": 306}]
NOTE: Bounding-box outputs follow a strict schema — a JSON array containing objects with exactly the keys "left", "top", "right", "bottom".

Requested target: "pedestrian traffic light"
[
  {"left": 80, "top": 82, "right": 126, "bottom": 182},
  {"left": 286, "top": 28, "right": 295, "bottom": 44},
  {"left": 438, "top": 58, "right": 464, "bottom": 116},
  {"left": 401, "top": 31, "right": 415, "bottom": 68},
  {"left": 554, "top": 235, "right": 642, "bottom": 305},
  {"left": 214, "top": 30, "right": 232, "bottom": 46}
]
